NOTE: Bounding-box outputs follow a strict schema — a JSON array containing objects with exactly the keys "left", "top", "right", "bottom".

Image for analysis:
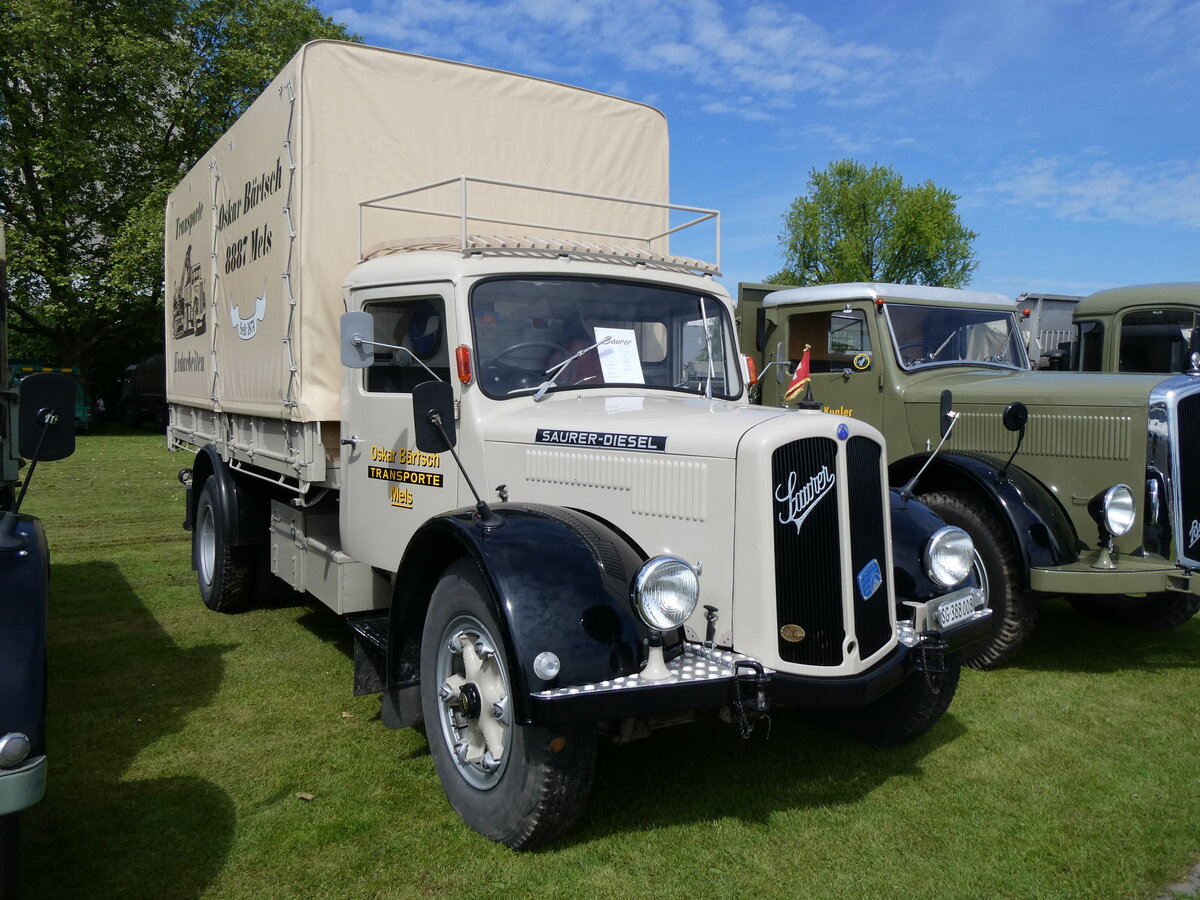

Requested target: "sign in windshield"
[{"left": 470, "top": 277, "right": 742, "bottom": 399}]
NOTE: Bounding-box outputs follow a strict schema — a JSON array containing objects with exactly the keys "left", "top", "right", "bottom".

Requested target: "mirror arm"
[
  {"left": 427, "top": 411, "right": 503, "bottom": 529},
  {"left": 357, "top": 336, "right": 444, "bottom": 383},
  {"left": 898, "top": 411, "right": 960, "bottom": 499},
  {"left": 0, "top": 406, "right": 57, "bottom": 551}
]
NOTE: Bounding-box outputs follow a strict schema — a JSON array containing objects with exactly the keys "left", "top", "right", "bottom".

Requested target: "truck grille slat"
[{"left": 847, "top": 437, "right": 891, "bottom": 658}]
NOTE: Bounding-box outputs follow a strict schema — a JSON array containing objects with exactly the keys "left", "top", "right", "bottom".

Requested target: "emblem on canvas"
[{"left": 231, "top": 292, "right": 267, "bottom": 340}]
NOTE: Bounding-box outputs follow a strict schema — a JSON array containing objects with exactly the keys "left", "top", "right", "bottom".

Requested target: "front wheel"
[
  {"left": 919, "top": 490, "right": 1037, "bottom": 669},
  {"left": 817, "top": 656, "right": 962, "bottom": 747},
  {"left": 1068, "top": 592, "right": 1200, "bottom": 630},
  {"left": 420, "top": 560, "right": 596, "bottom": 849}
]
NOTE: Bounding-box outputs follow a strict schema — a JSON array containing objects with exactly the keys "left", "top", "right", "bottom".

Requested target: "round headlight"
[
  {"left": 923, "top": 526, "right": 975, "bottom": 588},
  {"left": 1101, "top": 484, "right": 1136, "bottom": 536},
  {"left": 633, "top": 557, "right": 699, "bottom": 631}
]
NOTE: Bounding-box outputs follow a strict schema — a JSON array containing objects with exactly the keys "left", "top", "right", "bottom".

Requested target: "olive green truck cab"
[
  {"left": 1071, "top": 282, "right": 1200, "bottom": 375},
  {"left": 740, "top": 281, "right": 1200, "bottom": 667}
]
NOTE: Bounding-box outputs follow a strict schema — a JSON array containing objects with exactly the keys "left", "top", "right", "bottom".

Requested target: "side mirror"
[
  {"left": 1002, "top": 401, "right": 1029, "bottom": 434},
  {"left": 340, "top": 311, "right": 375, "bottom": 368},
  {"left": 18, "top": 373, "right": 76, "bottom": 461},
  {"left": 755, "top": 307, "right": 769, "bottom": 353},
  {"left": 413, "top": 380, "right": 456, "bottom": 452},
  {"left": 774, "top": 342, "right": 788, "bottom": 384}
]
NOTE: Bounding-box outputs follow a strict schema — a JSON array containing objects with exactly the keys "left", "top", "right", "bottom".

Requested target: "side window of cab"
[
  {"left": 1117, "top": 308, "right": 1195, "bottom": 373},
  {"left": 1073, "top": 319, "right": 1105, "bottom": 371},
  {"left": 364, "top": 298, "right": 450, "bottom": 393},
  {"left": 787, "top": 309, "right": 872, "bottom": 371}
]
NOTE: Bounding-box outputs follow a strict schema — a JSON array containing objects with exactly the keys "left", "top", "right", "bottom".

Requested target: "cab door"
[
  {"left": 781, "top": 305, "right": 884, "bottom": 429},
  {"left": 341, "top": 285, "right": 459, "bottom": 570}
]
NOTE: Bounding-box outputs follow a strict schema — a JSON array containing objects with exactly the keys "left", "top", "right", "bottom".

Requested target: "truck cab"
[
  {"left": 741, "top": 281, "right": 1200, "bottom": 668},
  {"left": 1070, "top": 282, "right": 1200, "bottom": 375}
]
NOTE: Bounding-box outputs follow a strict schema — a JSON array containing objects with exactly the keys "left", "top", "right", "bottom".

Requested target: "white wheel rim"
[
  {"left": 198, "top": 501, "right": 216, "bottom": 585},
  {"left": 434, "top": 614, "right": 511, "bottom": 790}
]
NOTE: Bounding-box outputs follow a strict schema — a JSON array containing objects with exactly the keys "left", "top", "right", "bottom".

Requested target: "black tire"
[
  {"left": 819, "top": 656, "right": 962, "bottom": 747},
  {"left": 420, "top": 559, "right": 595, "bottom": 849},
  {"left": 1068, "top": 591, "right": 1200, "bottom": 630},
  {"left": 193, "top": 478, "right": 256, "bottom": 613},
  {"left": 919, "top": 490, "right": 1037, "bottom": 669},
  {"left": 0, "top": 814, "right": 17, "bottom": 900}
]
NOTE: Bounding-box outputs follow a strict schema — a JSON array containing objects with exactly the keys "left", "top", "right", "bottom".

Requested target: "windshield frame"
[
  {"left": 468, "top": 275, "right": 744, "bottom": 401},
  {"left": 882, "top": 302, "right": 1030, "bottom": 373}
]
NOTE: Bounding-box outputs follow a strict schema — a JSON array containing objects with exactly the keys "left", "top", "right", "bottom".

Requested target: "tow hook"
[
  {"left": 730, "top": 660, "right": 771, "bottom": 740},
  {"left": 913, "top": 634, "right": 950, "bottom": 694}
]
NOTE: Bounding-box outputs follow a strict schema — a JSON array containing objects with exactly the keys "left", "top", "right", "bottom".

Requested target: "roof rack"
[{"left": 357, "top": 176, "right": 720, "bottom": 276}]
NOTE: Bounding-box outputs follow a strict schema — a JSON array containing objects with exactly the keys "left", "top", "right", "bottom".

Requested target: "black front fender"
[
  {"left": 387, "top": 503, "right": 649, "bottom": 724},
  {"left": 888, "top": 490, "right": 981, "bottom": 604}
]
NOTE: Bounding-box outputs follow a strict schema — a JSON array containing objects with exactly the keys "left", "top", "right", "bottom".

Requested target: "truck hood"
[
  {"left": 899, "top": 367, "right": 1164, "bottom": 409},
  {"left": 478, "top": 393, "right": 798, "bottom": 459}
]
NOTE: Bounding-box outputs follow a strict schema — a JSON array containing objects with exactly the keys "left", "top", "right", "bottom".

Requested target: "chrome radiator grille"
[{"left": 1176, "top": 392, "right": 1200, "bottom": 569}]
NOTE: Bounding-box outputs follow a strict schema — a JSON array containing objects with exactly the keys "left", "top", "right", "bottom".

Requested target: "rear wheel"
[
  {"left": 919, "top": 490, "right": 1036, "bottom": 669},
  {"left": 420, "top": 559, "right": 595, "bottom": 849},
  {"left": 194, "top": 478, "right": 256, "bottom": 613},
  {"left": 1068, "top": 592, "right": 1200, "bottom": 630}
]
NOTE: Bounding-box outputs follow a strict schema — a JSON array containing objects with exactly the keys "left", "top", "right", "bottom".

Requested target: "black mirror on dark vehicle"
[
  {"left": 18, "top": 372, "right": 76, "bottom": 461},
  {"left": 413, "top": 380, "right": 456, "bottom": 452}
]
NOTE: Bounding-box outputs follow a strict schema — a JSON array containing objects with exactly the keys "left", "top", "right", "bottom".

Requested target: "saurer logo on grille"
[
  {"left": 1190, "top": 519, "right": 1200, "bottom": 549},
  {"left": 774, "top": 465, "right": 835, "bottom": 533}
]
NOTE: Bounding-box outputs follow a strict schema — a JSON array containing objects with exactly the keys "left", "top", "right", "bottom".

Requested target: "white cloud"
[
  {"left": 328, "top": 0, "right": 902, "bottom": 117},
  {"left": 988, "top": 156, "right": 1200, "bottom": 229}
]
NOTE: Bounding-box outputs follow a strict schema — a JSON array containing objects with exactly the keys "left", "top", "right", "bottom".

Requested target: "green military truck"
[
  {"left": 1070, "top": 282, "right": 1200, "bottom": 375},
  {"left": 740, "top": 281, "right": 1200, "bottom": 668}
]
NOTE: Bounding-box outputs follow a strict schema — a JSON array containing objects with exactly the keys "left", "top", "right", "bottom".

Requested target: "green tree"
[
  {"left": 769, "top": 159, "right": 978, "bottom": 288},
  {"left": 0, "top": 0, "right": 356, "bottom": 398}
]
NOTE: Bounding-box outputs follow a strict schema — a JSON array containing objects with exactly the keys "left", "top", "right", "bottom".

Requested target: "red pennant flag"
[{"left": 783, "top": 345, "right": 811, "bottom": 402}]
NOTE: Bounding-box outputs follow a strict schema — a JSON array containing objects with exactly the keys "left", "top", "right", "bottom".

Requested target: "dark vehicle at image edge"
[{"left": 1, "top": 220, "right": 77, "bottom": 895}]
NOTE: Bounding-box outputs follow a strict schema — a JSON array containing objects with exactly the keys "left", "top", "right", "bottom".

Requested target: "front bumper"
[
  {"left": 527, "top": 604, "right": 992, "bottom": 725},
  {"left": 0, "top": 755, "right": 47, "bottom": 816},
  {"left": 1030, "top": 555, "right": 1200, "bottom": 597}
]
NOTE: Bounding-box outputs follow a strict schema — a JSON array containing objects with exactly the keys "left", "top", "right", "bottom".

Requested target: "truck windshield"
[
  {"left": 884, "top": 304, "right": 1028, "bottom": 371},
  {"left": 470, "top": 277, "right": 742, "bottom": 400}
]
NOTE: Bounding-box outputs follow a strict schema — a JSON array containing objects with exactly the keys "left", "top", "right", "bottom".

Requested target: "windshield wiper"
[{"left": 532, "top": 336, "right": 612, "bottom": 402}]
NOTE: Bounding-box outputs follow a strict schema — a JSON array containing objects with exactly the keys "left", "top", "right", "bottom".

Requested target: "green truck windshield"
[{"left": 884, "top": 304, "right": 1028, "bottom": 371}]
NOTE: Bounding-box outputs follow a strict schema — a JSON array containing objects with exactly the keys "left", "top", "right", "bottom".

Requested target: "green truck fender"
[{"left": 890, "top": 451, "right": 1078, "bottom": 584}]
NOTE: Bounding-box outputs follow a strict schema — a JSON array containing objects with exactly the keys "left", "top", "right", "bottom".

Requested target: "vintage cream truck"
[{"left": 164, "top": 42, "right": 989, "bottom": 848}]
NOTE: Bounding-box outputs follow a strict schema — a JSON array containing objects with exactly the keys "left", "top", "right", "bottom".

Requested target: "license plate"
[{"left": 934, "top": 595, "right": 977, "bottom": 628}]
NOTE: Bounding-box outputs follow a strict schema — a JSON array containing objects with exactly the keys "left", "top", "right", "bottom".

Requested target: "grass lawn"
[{"left": 15, "top": 428, "right": 1200, "bottom": 899}]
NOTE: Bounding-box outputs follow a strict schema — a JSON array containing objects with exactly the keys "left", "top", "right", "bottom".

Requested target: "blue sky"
[{"left": 319, "top": 0, "right": 1200, "bottom": 299}]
